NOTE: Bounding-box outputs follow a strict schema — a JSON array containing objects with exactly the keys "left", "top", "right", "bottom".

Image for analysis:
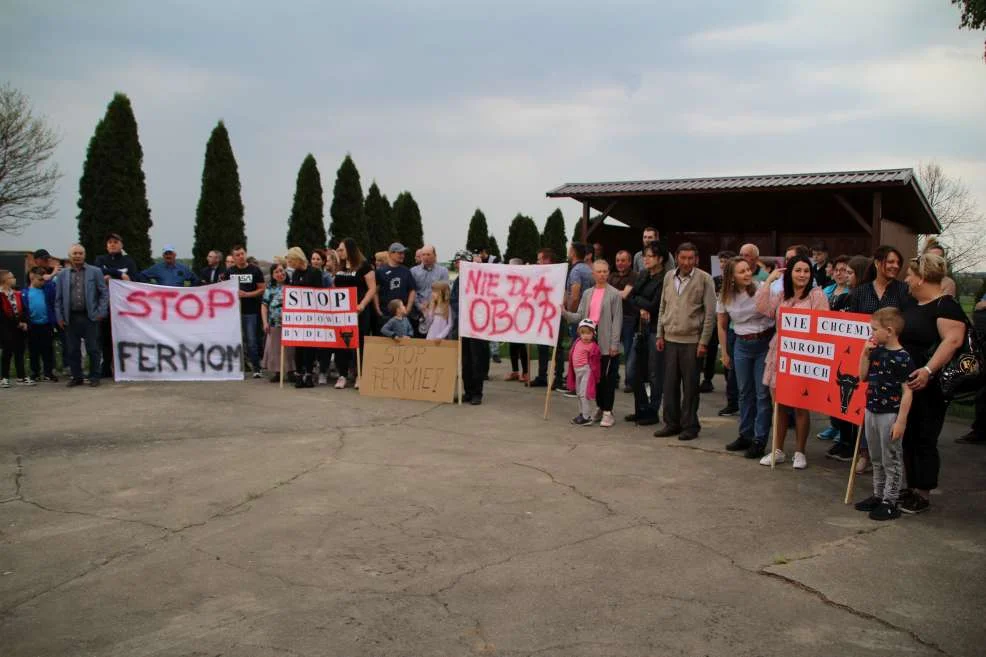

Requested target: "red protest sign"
[
  {"left": 775, "top": 308, "right": 872, "bottom": 424},
  {"left": 281, "top": 286, "right": 360, "bottom": 349}
]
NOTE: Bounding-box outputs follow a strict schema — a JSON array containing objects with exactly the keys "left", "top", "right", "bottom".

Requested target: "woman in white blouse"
[{"left": 717, "top": 257, "right": 776, "bottom": 459}]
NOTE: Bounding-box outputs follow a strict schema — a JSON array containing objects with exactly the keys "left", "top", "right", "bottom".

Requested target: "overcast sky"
[{"left": 3, "top": 0, "right": 985, "bottom": 264}]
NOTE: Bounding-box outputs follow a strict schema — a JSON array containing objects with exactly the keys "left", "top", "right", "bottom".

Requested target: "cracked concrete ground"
[{"left": 1, "top": 368, "right": 985, "bottom": 657}]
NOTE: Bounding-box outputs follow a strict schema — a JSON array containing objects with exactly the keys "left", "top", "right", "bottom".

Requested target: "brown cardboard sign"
[{"left": 359, "top": 336, "right": 458, "bottom": 403}]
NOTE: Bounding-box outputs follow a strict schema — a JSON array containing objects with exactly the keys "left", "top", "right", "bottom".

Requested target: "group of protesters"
[{"left": 1, "top": 227, "right": 981, "bottom": 518}]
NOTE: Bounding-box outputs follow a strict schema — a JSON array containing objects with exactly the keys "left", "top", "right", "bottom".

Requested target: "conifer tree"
[
  {"left": 364, "top": 181, "right": 396, "bottom": 254},
  {"left": 285, "top": 154, "right": 325, "bottom": 257},
  {"left": 328, "top": 154, "right": 367, "bottom": 250},
  {"left": 393, "top": 191, "right": 424, "bottom": 256},
  {"left": 465, "top": 208, "right": 490, "bottom": 253},
  {"left": 488, "top": 235, "right": 502, "bottom": 261},
  {"left": 77, "top": 93, "right": 152, "bottom": 267},
  {"left": 540, "top": 208, "right": 567, "bottom": 263},
  {"left": 504, "top": 214, "right": 540, "bottom": 264},
  {"left": 191, "top": 121, "right": 245, "bottom": 270}
]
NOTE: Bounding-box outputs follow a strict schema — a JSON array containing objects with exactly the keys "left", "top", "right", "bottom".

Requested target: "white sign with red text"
[
  {"left": 457, "top": 262, "right": 566, "bottom": 347},
  {"left": 109, "top": 279, "right": 243, "bottom": 381}
]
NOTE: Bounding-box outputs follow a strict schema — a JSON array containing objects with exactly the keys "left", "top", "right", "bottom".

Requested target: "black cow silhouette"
[{"left": 835, "top": 363, "right": 860, "bottom": 414}]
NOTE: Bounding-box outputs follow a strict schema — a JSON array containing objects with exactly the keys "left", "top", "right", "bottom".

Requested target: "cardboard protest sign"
[
  {"left": 775, "top": 308, "right": 872, "bottom": 424},
  {"left": 109, "top": 279, "right": 242, "bottom": 381},
  {"left": 360, "top": 336, "right": 458, "bottom": 403},
  {"left": 281, "top": 286, "right": 359, "bottom": 349},
  {"left": 457, "top": 261, "right": 566, "bottom": 347}
]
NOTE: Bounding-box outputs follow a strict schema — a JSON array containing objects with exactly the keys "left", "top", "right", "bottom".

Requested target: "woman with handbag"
[{"left": 898, "top": 254, "right": 968, "bottom": 514}]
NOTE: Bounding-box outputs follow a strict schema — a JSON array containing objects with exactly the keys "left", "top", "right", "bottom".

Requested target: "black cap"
[
  {"left": 105, "top": 232, "right": 123, "bottom": 242},
  {"left": 32, "top": 249, "right": 51, "bottom": 260}
]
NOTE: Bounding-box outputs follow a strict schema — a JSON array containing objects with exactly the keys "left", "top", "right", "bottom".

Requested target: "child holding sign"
[
  {"left": 854, "top": 308, "right": 915, "bottom": 521},
  {"left": 567, "top": 319, "right": 601, "bottom": 426}
]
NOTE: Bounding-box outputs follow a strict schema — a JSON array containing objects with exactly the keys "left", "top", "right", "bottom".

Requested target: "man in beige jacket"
[{"left": 654, "top": 243, "right": 716, "bottom": 440}]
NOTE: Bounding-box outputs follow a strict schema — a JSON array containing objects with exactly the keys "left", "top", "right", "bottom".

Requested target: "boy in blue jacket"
[{"left": 23, "top": 266, "right": 58, "bottom": 382}]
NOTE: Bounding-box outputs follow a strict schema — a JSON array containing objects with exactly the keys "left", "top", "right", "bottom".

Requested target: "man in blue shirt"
[
  {"left": 375, "top": 242, "right": 415, "bottom": 321},
  {"left": 141, "top": 245, "right": 199, "bottom": 287}
]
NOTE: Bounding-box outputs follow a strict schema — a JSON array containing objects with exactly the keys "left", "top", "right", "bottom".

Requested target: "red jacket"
[
  {"left": 566, "top": 339, "right": 601, "bottom": 400},
  {"left": 0, "top": 289, "right": 25, "bottom": 323}
]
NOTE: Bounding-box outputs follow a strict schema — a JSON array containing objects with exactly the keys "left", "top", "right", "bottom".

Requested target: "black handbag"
[{"left": 936, "top": 305, "right": 986, "bottom": 400}]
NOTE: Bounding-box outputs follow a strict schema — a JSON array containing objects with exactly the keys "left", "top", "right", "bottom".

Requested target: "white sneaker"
[
  {"left": 319, "top": 373, "right": 328, "bottom": 385},
  {"left": 600, "top": 411, "right": 615, "bottom": 428},
  {"left": 0, "top": 378, "right": 9, "bottom": 389},
  {"left": 759, "top": 449, "right": 786, "bottom": 466},
  {"left": 17, "top": 378, "right": 37, "bottom": 387},
  {"left": 793, "top": 452, "right": 808, "bottom": 470},
  {"left": 334, "top": 376, "right": 347, "bottom": 389}
]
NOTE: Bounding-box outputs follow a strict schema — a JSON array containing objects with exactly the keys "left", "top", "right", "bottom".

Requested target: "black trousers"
[
  {"left": 971, "top": 385, "right": 986, "bottom": 439},
  {"left": 597, "top": 355, "right": 619, "bottom": 412},
  {"left": 336, "top": 308, "right": 371, "bottom": 378},
  {"left": 1, "top": 328, "right": 26, "bottom": 379},
  {"left": 66, "top": 313, "right": 101, "bottom": 381},
  {"left": 461, "top": 337, "right": 490, "bottom": 398},
  {"left": 509, "top": 343, "right": 529, "bottom": 374},
  {"left": 295, "top": 347, "right": 316, "bottom": 375},
  {"left": 28, "top": 324, "right": 55, "bottom": 378},
  {"left": 902, "top": 384, "right": 949, "bottom": 491},
  {"left": 662, "top": 341, "right": 701, "bottom": 434},
  {"left": 100, "top": 317, "right": 114, "bottom": 377}
]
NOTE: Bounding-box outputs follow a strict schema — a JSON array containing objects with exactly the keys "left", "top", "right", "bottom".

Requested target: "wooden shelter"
[{"left": 547, "top": 168, "right": 940, "bottom": 263}]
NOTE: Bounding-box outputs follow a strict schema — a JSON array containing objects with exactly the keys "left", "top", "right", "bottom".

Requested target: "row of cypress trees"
[
  {"left": 465, "top": 208, "right": 568, "bottom": 265},
  {"left": 76, "top": 94, "right": 424, "bottom": 270}
]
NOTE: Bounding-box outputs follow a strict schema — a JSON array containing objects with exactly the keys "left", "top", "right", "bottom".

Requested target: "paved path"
[{"left": 2, "top": 368, "right": 984, "bottom": 656}]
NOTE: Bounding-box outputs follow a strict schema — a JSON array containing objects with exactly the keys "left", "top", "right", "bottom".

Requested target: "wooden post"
[
  {"left": 526, "top": 343, "right": 533, "bottom": 386},
  {"left": 279, "top": 340, "right": 285, "bottom": 389},
  {"left": 769, "top": 401, "right": 779, "bottom": 469},
  {"left": 457, "top": 336, "right": 464, "bottom": 405},
  {"left": 543, "top": 346, "right": 558, "bottom": 420},
  {"left": 355, "top": 345, "right": 362, "bottom": 388},
  {"left": 844, "top": 422, "right": 866, "bottom": 504}
]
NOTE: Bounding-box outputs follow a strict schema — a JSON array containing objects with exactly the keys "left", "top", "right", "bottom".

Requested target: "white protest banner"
[
  {"left": 281, "top": 286, "right": 360, "bottom": 349},
  {"left": 109, "top": 279, "right": 243, "bottom": 381},
  {"left": 457, "top": 261, "right": 566, "bottom": 347}
]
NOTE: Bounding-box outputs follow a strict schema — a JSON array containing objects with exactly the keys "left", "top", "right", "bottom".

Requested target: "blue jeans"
[
  {"left": 618, "top": 317, "right": 636, "bottom": 386},
  {"left": 241, "top": 313, "right": 261, "bottom": 370},
  {"left": 726, "top": 329, "right": 739, "bottom": 406},
  {"left": 632, "top": 327, "right": 664, "bottom": 416},
  {"left": 733, "top": 334, "right": 772, "bottom": 444}
]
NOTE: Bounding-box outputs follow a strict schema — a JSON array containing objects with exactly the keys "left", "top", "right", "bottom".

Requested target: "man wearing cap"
[
  {"left": 141, "top": 246, "right": 199, "bottom": 287},
  {"left": 376, "top": 243, "right": 415, "bottom": 322},
  {"left": 94, "top": 233, "right": 138, "bottom": 377},
  {"left": 55, "top": 244, "right": 109, "bottom": 387},
  {"left": 410, "top": 244, "right": 449, "bottom": 335},
  {"left": 32, "top": 249, "right": 62, "bottom": 282}
]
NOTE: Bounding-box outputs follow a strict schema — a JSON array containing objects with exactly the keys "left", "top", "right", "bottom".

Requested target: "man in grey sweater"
[{"left": 654, "top": 243, "right": 716, "bottom": 440}]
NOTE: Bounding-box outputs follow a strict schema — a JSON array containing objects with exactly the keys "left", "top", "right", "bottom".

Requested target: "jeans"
[
  {"left": 618, "top": 317, "right": 636, "bottom": 386},
  {"left": 66, "top": 313, "right": 101, "bottom": 381},
  {"left": 27, "top": 324, "right": 55, "bottom": 378},
  {"left": 726, "top": 329, "right": 738, "bottom": 406},
  {"left": 632, "top": 327, "right": 664, "bottom": 417},
  {"left": 241, "top": 313, "right": 261, "bottom": 371},
  {"left": 732, "top": 334, "right": 772, "bottom": 443}
]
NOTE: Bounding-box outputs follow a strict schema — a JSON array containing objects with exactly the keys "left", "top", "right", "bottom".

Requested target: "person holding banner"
[
  {"left": 285, "top": 247, "right": 325, "bottom": 388},
  {"left": 755, "top": 255, "right": 829, "bottom": 468},
  {"left": 717, "top": 257, "right": 775, "bottom": 459},
  {"left": 261, "top": 264, "right": 292, "bottom": 382},
  {"left": 333, "top": 238, "right": 377, "bottom": 389},
  {"left": 897, "top": 254, "right": 967, "bottom": 514},
  {"left": 562, "top": 260, "right": 623, "bottom": 427}
]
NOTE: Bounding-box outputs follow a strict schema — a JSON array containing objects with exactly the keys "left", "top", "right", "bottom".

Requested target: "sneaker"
[
  {"left": 504, "top": 372, "right": 520, "bottom": 381},
  {"left": 854, "top": 495, "right": 882, "bottom": 512},
  {"left": 571, "top": 415, "right": 593, "bottom": 426},
  {"left": 294, "top": 375, "right": 306, "bottom": 389},
  {"left": 699, "top": 379, "right": 714, "bottom": 393},
  {"left": 744, "top": 443, "right": 766, "bottom": 459},
  {"left": 0, "top": 378, "right": 9, "bottom": 389},
  {"left": 562, "top": 388, "right": 577, "bottom": 398},
  {"left": 66, "top": 378, "right": 85, "bottom": 387},
  {"left": 304, "top": 374, "right": 315, "bottom": 388},
  {"left": 717, "top": 405, "right": 739, "bottom": 417},
  {"left": 334, "top": 376, "right": 347, "bottom": 389},
  {"left": 252, "top": 371, "right": 263, "bottom": 379},
  {"left": 600, "top": 412, "right": 615, "bottom": 428},
  {"left": 759, "top": 449, "right": 786, "bottom": 466},
  {"left": 869, "top": 501, "right": 901, "bottom": 521},
  {"left": 16, "top": 378, "right": 37, "bottom": 387},
  {"left": 792, "top": 452, "right": 807, "bottom": 470},
  {"left": 41, "top": 374, "right": 58, "bottom": 383},
  {"left": 319, "top": 373, "right": 328, "bottom": 385},
  {"left": 817, "top": 426, "right": 838, "bottom": 441},
  {"left": 726, "top": 436, "right": 753, "bottom": 452},
  {"left": 900, "top": 495, "right": 930, "bottom": 515},
  {"left": 855, "top": 454, "right": 872, "bottom": 474},
  {"left": 827, "top": 443, "right": 854, "bottom": 462}
]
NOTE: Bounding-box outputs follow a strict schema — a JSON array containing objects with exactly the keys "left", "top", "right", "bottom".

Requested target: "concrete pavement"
[{"left": 1, "top": 367, "right": 985, "bottom": 656}]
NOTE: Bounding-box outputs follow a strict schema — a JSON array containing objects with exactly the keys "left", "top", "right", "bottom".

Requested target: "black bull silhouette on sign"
[{"left": 834, "top": 363, "right": 860, "bottom": 414}]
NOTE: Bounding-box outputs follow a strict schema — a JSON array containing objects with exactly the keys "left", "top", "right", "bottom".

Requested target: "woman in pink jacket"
[{"left": 755, "top": 255, "right": 829, "bottom": 470}]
